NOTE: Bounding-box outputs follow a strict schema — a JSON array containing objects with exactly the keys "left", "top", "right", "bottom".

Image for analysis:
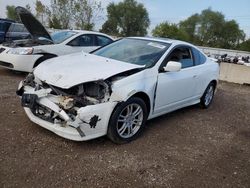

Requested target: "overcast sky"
[{"left": 1, "top": 0, "right": 250, "bottom": 37}]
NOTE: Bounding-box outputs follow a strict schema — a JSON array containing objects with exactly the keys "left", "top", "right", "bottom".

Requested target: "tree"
[
  {"left": 221, "top": 20, "right": 245, "bottom": 49},
  {"left": 48, "top": 15, "right": 62, "bottom": 29},
  {"left": 153, "top": 8, "right": 246, "bottom": 49},
  {"left": 183, "top": 9, "right": 245, "bottom": 48},
  {"left": 152, "top": 22, "right": 189, "bottom": 41},
  {"left": 6, "top": 5, "right": 19, "bottom": 21},
  {"left": 46, "top": 0, "right": 101, "bottom": 30},
  {"left": 72, "top": 0, "right": 103, "bottom": 30},
  {"left": 35, "top": 0, "right": 46, "bottom": 25},
  {"left": 25, "top": 4, "right": 31, "bottom": 12},
  {"left": 46, "top": 0, "right": 74, "bottom": 29},
  {"left": 238, "top": 39, "right": 250, "bottom": 52},
  {"left": 101, "top": 0, "right": 150, "bottom": 37},
  {"left": 197, "top": 9, "right": 226, "bottom": 47},
  {"left": 179, "top": 14, "right": 200, "bottom": 44}
]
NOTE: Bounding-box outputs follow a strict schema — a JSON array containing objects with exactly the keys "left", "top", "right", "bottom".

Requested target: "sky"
[{"left": 0, "top": 0, "right": 250, "bottom": 37}]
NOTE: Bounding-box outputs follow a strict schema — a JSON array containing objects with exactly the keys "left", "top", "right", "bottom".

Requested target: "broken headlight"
[{"left": 50, "top": 81, "right": 111, "bottom": 107}]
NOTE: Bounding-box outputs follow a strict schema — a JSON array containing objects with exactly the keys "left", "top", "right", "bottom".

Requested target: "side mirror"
[{"left": 163, "top": 61, "right": 181, "bottom": 72}]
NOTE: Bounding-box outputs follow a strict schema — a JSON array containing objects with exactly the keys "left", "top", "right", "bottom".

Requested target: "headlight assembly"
[{"left": 7, "top": 47, "right": 33, "bottom": 55}]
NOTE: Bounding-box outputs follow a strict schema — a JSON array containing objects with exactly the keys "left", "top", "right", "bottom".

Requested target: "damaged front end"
[{"left": 17, "top": 73, "right": 117, "bottom": 141}]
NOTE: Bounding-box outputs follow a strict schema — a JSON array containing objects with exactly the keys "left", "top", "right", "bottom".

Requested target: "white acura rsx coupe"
[
  {"left": 17, "top": 37, "right": 219, "bottom": 144},
  {"left": 0, "top": 7, "right": 113, "bottom": 72}
]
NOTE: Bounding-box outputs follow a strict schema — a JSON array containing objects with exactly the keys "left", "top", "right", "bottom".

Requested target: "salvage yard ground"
[{"left": 0, "top": 67, "right": 249, "bottom": 187}]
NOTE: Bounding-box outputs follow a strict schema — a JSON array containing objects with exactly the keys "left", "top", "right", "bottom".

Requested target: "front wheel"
[
  {"left": 200, "top": 82, "right": 215, "bottom": 108},
  {"left": 107, "top": 97, "right": 148, "bottom": 144}
]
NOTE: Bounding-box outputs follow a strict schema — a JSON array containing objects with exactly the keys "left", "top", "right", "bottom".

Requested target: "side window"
[
  {"left": 192, "top": 47, "right": 206, "bottom": 65},
  {"left": 7, "top": 24, "right": 15, "bottom": 32},
  {"left": 15, "top": 25, "right": 23, "bottom": 32},
  {"left": 97, "top": 35, "right": 112, "bottom": 46},
  {"left": 7, "top": 24, "right": 26, "bottom": 32},
  {"left": 20, "top": 25, "right": 28, "bottom": 32},
  {"left": 199, "top": 52, "right": 207, "bottom": 64},
  {"left": 168, "top": 47, "right": 194, "bottom": 69},
  {"left": 67, "top": 34, "right": 95, "bottom": 47}
]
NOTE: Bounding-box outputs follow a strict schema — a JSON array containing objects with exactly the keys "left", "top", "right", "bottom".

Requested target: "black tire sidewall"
[
  {"left": 200, "top": 83, "right": 215, "bottom": 108},
  {"left": 107, "top": 97, "right": 148, "bottom": 144}
]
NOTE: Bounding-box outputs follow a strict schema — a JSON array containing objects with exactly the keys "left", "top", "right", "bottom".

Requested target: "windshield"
[
  {"left": 93, "top": 38, "right": 170, "bottom": 67},
  {"left": 51, "top": 31, "right": 77, "bottom": 44}
]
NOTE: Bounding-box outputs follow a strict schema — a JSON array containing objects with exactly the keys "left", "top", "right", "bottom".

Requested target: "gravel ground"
[{"left": 0, "top": 67, "right": 249, "bottom": 188}]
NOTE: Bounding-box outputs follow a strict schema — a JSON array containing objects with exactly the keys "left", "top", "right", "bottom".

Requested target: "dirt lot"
[{"left": 0, "top": 67, "right": 249, "bottom": 188}]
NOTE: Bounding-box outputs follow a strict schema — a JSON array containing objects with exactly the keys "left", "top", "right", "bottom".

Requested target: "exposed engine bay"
[
  {"left": 18, "top": 73, "right": 111, "bottom": 125},
  {"left": 22, "top": 73, "right": 111, "bottom": 105}
]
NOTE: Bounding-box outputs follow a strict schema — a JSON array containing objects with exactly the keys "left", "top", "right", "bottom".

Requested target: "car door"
[
  {"left": 191, "top": 47, "right": 209, "bottom": 96},
  {"left": 7, "top": 24, "right": 30, "bottom": 40},
  {"left": 154, "top": 46, "right": 199, "bottom": 114},
  {"left": 64, "top": 34, "right": 98, "bottom": 54}
]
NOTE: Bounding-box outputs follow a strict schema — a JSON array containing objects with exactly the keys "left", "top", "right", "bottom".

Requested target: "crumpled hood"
[{"left": 34, "top": 52, "right": 143, "bottom": 88}]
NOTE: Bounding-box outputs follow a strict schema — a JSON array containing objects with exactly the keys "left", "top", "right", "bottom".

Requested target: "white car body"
[
  {"left": 0, "top": 30, "right": 113, "bottom": 72},
  {"left": 237, "top": 57, "right": 245, "bottom": 65},
  {"left": 208, "top": 57, "right": 219, "bottom": 62},
  {"left": 17, "top": 37, "right": 219, "bottom": 142},
  {"left": 0, "top": 6, "right": 113, "bottom": 72}
]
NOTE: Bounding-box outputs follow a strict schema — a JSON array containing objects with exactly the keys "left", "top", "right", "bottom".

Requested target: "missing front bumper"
[
  {"left": 22, "top": 101, "right": 116, "bottom": 141},
  {"left": 18, "top": 83, "right": 117, "bottom": 141}
]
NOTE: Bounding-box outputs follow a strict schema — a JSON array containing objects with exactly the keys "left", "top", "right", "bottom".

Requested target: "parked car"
[
  {"left": 17, "top": 37, "right": 219, "bottom": 144},
  {"left": 244, "top": 62, "right": 250, "bottom": 66},
  {"left": 0, "top": 7, "right": 113, "bottom": 72},
  {"left": 0, "top": 19, "right": 30, "bottom": 43},
  {"left": 208, "top": 54, "right": 220, "bottom": 63},
  {"left": 0, "top": 19, "right": 15, "bottom": 43}
]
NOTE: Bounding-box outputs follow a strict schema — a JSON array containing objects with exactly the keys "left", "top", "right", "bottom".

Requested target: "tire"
[
  {"left": 200, "top": 82, "right": 215, "bottom": 109},
  {"left": 107, "top": 97, "right": 148, "bottom": 144}
]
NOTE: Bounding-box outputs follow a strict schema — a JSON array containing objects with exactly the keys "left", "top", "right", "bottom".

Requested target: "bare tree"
[
  {"left": 72, "top": 0, "right": 103, "bottom": 30},
  {"left": 35, "top": 0, "right": 46, "bottom": 25},
  {"left": 47, "top": 0, "right": 74, "bottom": 29}
]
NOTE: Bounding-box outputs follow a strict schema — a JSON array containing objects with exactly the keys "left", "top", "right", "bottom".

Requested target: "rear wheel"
[
  {"left": 107, "top": 97, "right": 148, "bottom": 144},
  {"left": 200, "top": 82, "right": 215, "bottom": 108}
]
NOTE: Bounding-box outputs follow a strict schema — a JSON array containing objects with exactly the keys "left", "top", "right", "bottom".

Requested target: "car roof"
[
  {"left": 10, "top": 22, "right": 25, "bottom": 26},
  {"left": 0, "top": 18, "right": 15, "bottom": 23},
  {"left": 54, "top": 30, "right": 114, "bottom": 39},
  {"left": 128, "top": 36, "right": 194, "bottom": 46}
]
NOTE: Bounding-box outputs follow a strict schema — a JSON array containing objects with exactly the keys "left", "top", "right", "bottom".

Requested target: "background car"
[
  {"left": 0, "top": 7, "right": 113, "bottom": 72},
  {"left": 0, "top": 18, "right": 30, "bottom": 43},
  {"left": 17, "top": 37, "right": 219, "bottom": 144}
]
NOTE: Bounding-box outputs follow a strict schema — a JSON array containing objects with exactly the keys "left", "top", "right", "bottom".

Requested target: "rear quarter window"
[
  {"left": 199, "top": 51, "right": 207, "bottom": 64},
  {"left": 97, "top": 35, "right": 113, "bottom": 46},
  {"left": 192, "top": 47, "right": 207, "bottom": 65}
]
